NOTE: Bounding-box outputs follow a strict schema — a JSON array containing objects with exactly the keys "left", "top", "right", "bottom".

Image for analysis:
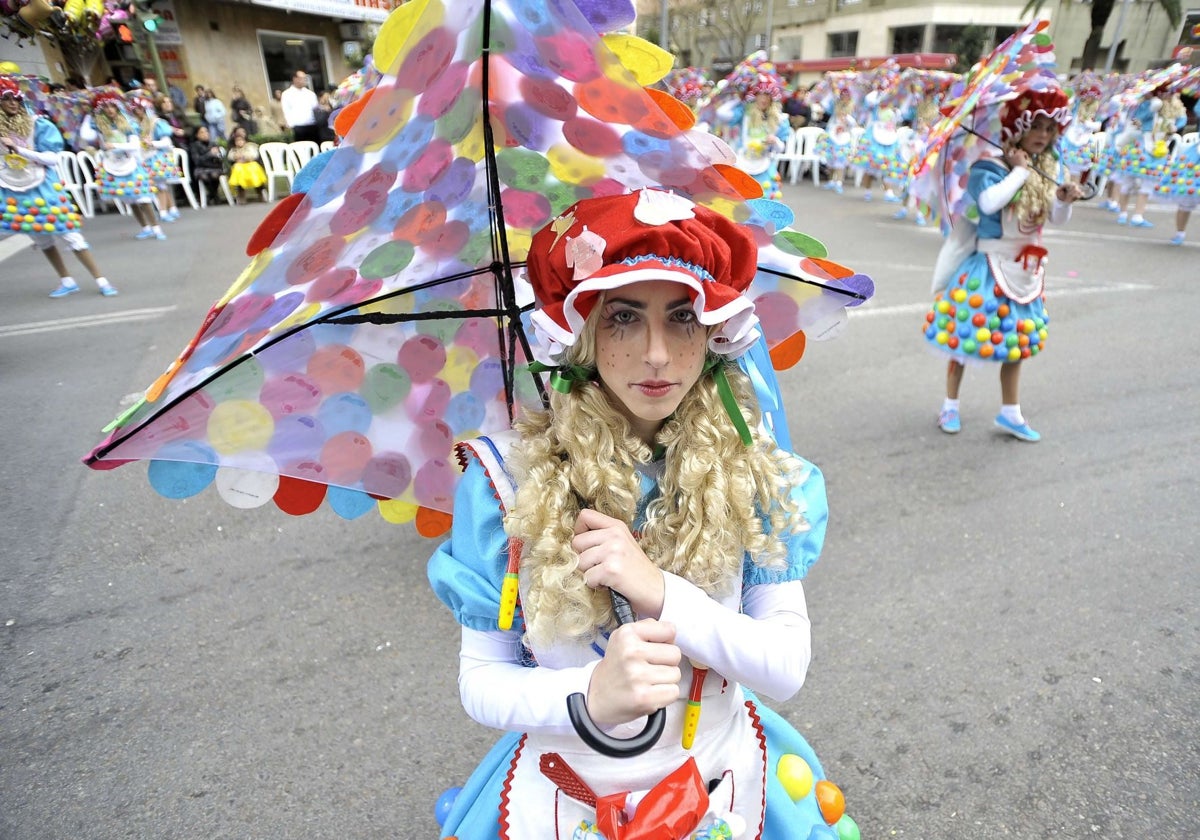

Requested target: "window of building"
[
  {"left": 828, "top": 31, "right": 858, "bottom": 57},
  {"left": 931, "top": 24, "right": 966, "bottom": 55},
  {"left": 993, "top": 26, "right": 1018, "bottom": 47},
  {"left": 891, "top": 25, "right": 924, "bottom": 54},
  {"left": 835, "top": 0, "right": 862, "bottom": 7},
  {"left": 259, "top": 31, "right": 331, "bottom": 100}
]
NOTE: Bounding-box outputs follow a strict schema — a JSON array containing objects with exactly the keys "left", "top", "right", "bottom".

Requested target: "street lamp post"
[
  {"left": 660, "top": 0, "right": 669, "bottom": 51},
  {"left": 765, "top": 0, "right": 774, "bottom": 59}
]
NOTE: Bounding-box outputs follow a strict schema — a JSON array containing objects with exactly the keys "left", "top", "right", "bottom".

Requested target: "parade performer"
[
  {"left": 1059, "top": 80, "right": 1101, "bottom": 188},
  {"left": 816, "top": 85, "right": 858, "bottom": 195},
  {"left": 735, "top": 75, "right": 791, "bottom": 200},
  {"left": 1155, "top": 99, "right": 1200, "bottom": 245},
  {"left": 128, "top": 93, "right": 181, "bottom": 222},
  {"left": 78, "top": 89, "right": 164, "bottom": 240},
  {"left": 1111, "top": 84, "right": 1187, "bottom": 228},
  {"left": 924, "top": 83, "right": 1081, "bottom": 442},
  {"left": 852, "top": 87, "right": 905, "bottom": 203},
  {"left": 428, "top": 189, "right": 852, "bottom": 838},
  {"left": 0, "top": 76, "right": 117, "bottom": 298},
  {"left": 893, "top": 95, "right": 942, "bottom": 227}
]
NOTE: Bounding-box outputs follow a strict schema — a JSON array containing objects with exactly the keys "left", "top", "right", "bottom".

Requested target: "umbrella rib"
[{"left": 756, "top": 265, "right": 869, "bottom": 300}]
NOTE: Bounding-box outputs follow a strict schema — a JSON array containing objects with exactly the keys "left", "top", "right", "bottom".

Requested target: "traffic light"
[{"left": 129, "top": 0, "right": 163, "bottom": 33}]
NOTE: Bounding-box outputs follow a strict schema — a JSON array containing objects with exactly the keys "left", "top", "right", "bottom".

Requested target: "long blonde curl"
[
  {"left": 1011, "top": 148, "right": 1059, "bottom": 229},
  {"left": 504, "top": 316, "right": 808, "bottom": 648}
]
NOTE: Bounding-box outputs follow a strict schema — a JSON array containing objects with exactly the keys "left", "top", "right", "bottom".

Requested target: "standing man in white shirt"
[{"left": 280, "top": 70, "right": 320, "bottom": 144}]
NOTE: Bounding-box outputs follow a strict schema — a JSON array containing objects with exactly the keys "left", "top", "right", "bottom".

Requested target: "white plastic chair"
[
  {"left": 1180, "top": 132, "right": 1199, "bottom": 149},
  {"left": 776, "top": 126, "right": 826, "bottom": 186},
  {"left": 76, "top": 150, "right": 128, "bottom": 215},
  {"left": 319, "top": 140, "right": 335, "bottom": 152},
  {"left": 287, "top": 140, "right": 319, "bottom": 173},
  {"left": 195, "top": 147, "right": 234, "bottom": 207},
  {"left": 167, "top": 146, "right": 201, "bottom": 210},
  {"left": 55, "top": 151, "right": 91, "bottom": 217},
  {"left": 258, "top": 142, "right": 293, "bottom": 201}
]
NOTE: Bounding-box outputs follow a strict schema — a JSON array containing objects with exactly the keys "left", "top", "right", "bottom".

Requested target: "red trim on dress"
[
  {"left": 745, "top": 699, "right": 768, "bottom": 840},
  {"left": 498, "top": 734, "right": 526, "bottom": 840},
  {"left": 454, "top": 441, "right": 506, "bottom": 511}
]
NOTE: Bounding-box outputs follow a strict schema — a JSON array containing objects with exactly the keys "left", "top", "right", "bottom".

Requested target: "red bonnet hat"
[
  {"left": 525, "top": 189, "right": 760, "bottom": 364},
  {"left": 1000, "top": 85, "right": 1071, "bottom": 142}
]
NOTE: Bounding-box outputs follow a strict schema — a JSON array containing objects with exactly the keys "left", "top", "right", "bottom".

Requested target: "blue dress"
[
  {"left": 0, "top": 118, "right": 85, "bottom": 237},
  {"left": 426, "top": 436, "right": 856, "bottom": 839},
  {"left": 923, "top": 159, "right": 1051, "bottom": 364}
]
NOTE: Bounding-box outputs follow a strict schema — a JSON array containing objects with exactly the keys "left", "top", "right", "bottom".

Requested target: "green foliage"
[{"left": 952, "top": 25, "right": 989, "bottom": 74}]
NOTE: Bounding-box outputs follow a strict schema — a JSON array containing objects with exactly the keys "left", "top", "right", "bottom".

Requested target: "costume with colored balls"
[
  {"left": 79, "top": 90, "right": 157, "bottom": 204},
  {"left": 923, "top": 87, "right": 1071, "bottom": 365},
  {"left": 735, "top": 75, "right": 791, "bottom": 201},
  {"left": 428, "top": 191, "right": 855, "bottom": 839},
  {"left": 0, "top": 77, "right": 85, "bottom": 242}
]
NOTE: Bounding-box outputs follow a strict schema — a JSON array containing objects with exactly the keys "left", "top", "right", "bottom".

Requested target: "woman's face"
[
  {"left": 195, "top": 126, "right": 209, "bottom": 142},
  {"left": 1017, "top": 114, "right": 1059, "bottom": 156},
  {"left": 755, "top": 92, "right": 772, "bottom": 110},
  {"left": 592, "top": 279, "right": 708, "bottom": 444}
]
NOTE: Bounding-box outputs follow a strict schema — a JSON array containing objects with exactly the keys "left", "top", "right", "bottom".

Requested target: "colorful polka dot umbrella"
[
  {"left": 83, "top": 0, "right": 873, "bottom": 536},
  {"left": 908, "top": 19, "right": 1061, "bottom": 231}
]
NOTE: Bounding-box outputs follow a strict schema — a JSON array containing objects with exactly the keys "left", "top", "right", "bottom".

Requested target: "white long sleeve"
[
  {"left": 977, "top": 166, "right": 1031, "bottom": 215},
  {"left": 659, "top": 575, "right": 810, "bottom": 702},
  {"left": 458, "top": 627, "right": 600, "bottom": 734},
  {"left": 1049, "top": 197, "right": 1072, "bottom": 225},
  {"left": 14, "top": 146, "right": 60, "bottom": 168}
]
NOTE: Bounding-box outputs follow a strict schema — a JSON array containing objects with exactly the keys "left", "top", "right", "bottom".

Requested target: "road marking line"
[
  {"left": 0, "top": 235, "right": 33, "bottom": 262},
  {"left": 0, "top": 306, "right": 176, "bottom": 338},
  {"left": 851, "top": 282, "right": 1152, "bottom": 319}
]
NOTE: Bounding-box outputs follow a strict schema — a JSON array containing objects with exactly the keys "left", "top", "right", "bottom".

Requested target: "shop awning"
[{"left": 247, "top": 0, "right": 394, "bottom": 23}]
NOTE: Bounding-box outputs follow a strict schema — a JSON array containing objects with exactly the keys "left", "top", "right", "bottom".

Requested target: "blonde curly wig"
[
  {"left": 0, "top": 110, "right": 34, "bottom": 144},
  {"left": 1010, "top": 147, "right": 1059, "bottom": 229},
  {"left": 94, "top": 109, "right": 133, "bottom": 143},
  {"left": 504, "top": 314, "right": 809, "bottom": 648}
]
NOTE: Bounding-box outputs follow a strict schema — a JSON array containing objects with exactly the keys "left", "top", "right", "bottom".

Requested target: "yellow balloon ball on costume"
[
  {"left": 0, "top": 62, "right": 21, "bottom": 75},
  {"left": 935, "top": 331, "right": 949, "bottom": 345},
  {"left": 951, "top": 288, "right": 967, "bottom": 303},
  {"left": 776, "top": 753, "right": 814, "bottom": 802},
  {"left": 935, "top": 300, "right": 950, "bottom": 314}
]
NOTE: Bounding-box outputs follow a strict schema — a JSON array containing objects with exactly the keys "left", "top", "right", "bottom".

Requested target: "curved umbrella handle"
[{"left": 566, "top": 589, "right": 666, "bottom": 758}]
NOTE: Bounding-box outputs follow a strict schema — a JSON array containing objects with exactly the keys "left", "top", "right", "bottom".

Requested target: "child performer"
[{"left": 924, "top": 83, "right": 1083, "bottom": 442}]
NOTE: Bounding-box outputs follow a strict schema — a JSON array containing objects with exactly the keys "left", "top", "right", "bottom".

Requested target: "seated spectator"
[
  {"left": 225, "top": 125, "right": 268, "bottom": 204},
  {"left": 188, "top": 125, "right": 225, "bottom": 194}
]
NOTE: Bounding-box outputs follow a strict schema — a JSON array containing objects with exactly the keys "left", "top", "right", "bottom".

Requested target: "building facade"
[
  {"left": 2, "top": 0, "right": 396, "bottom": 130},
  {"left": 639, "top": 0, "right": 1193, "bottom": 81}
]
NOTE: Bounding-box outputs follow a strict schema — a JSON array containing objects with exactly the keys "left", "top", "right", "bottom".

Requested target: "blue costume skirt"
[
  {"left": 850, "top": 135, "right": 906, "bottom": 184},
  {"left": 1155, "top": 144, "right": 1200, "bottom": 208},
  {"left": 1, "top": 175, "right": 85, "bottom": 236},
  {"left": 440, "top": 691, "right": 854, "bottom": 840},
  {"left": 816, "top": 135, "right": 853, "bottom": 170},
  {"left": 97, "top": 164, "right": 157, "bottom": 202},
  {"left": 144, "top": 149, "right": 182, "bottom": 184},
  {"left": 922, "top": 253, "right": 1049, "bottom": 364},
  {"left": 1059, "top": 137, "right": 1095, "bottom": 176}
]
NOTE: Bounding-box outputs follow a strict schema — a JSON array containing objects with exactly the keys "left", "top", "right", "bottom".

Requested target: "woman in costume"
[
  {"left": 1111, "top": 84, "right": 1187, "bottom": 228},
  {"left": 128, "top": 93, "right": 181, "bottom": 222},
  {"left": 0, "top": 76, "right": 117, "bottom": 297},
  {"left": 78, "top": 89, "right": 165, "bottom": 240},
  {"left": 924, "top": 83, "right": 1082, "bottom": 442},
  {"left": 428, "top": 188, "right": 854, "bottom": 839},
  {"left": 815, "top": 85, "right": 858, "bottom": 195},
  {"left": 735, "top": 76, "right": 791, "bottom": 201}
]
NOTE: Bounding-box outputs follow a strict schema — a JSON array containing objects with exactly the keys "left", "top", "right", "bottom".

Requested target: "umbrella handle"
[{"left": 566, "top": 589, "right": 667, "bottom": 758}]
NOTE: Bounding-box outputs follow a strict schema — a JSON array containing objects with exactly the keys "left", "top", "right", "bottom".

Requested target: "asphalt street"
[{"left": 0, "top": 180, "right": 1196, "bottom": 839}]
